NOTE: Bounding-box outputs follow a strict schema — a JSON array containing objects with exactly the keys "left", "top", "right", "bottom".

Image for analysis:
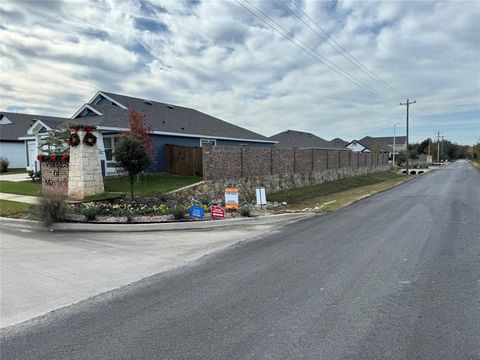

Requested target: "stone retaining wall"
[{"left": 171, "top": 165, "right": 391, "bottom": 202}]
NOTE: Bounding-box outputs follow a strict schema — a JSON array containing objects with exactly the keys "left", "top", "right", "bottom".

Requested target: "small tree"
[{"left": 114, "top": 136, "right": 152, "bottom": 200}]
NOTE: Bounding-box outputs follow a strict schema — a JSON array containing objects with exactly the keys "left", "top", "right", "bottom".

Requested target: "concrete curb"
[{"left": 0, "top": 213, "right": 313, "bottom": 233}]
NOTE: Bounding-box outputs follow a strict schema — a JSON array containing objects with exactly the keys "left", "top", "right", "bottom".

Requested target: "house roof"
[
  {"left": 0, "top": 112, "right": 68, "bottom": 141},
  {"left": 358, "top": 136, "right": 407, "bottom": 152},
  {"left": 331, "top": 137, "right": 349, "bottom": 147},
  {"left": 72, "top": 91, "right": 276, "bottom": 143},
  {"left": 269, "top": 130, "right": 347, "bottom": 150}
]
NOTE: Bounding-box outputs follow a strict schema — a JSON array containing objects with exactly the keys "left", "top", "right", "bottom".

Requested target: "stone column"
[{"left": 68, "top": 130, "right": 105, "bottom": 200}]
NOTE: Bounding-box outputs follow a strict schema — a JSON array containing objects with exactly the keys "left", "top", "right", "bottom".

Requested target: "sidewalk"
[
  {"left": 0, "top": 173, "right": 30, "bottom": 182},
  {"left": 0, "top": 192, "right": 39, "bottom": 204},
  {"left": 0, "top": 213, "right": 311, "bottom": 328}
]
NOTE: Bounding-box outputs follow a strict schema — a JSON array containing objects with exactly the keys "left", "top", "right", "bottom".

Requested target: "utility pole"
[
  {"left": 441, "top": 136, "right": 445, "bottom": 161},
  {"left": 400, "top": 98, "right": 416, "bottom": 175},
  {"left": 436, "top": 131, "right": 442, "bottom": 164},
  {"left": 393, "top": 122, "right": 399, "bottom": 167}
]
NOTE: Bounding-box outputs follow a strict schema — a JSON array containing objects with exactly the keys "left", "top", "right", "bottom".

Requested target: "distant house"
[
  {"left": 346, "top": 136, "right": 407, "bottom": 160},
  {"left": 0, "top": 112, "right": 68, "bottom": 169},
  {"left": 331, "top": 138, "right": 349, "bottom": 148},
  {"left": 22, "top": 91, "right": 277, "bottom": 174},
  {"left": 269, "top": 130, "right": 346, "bottom": 150}
]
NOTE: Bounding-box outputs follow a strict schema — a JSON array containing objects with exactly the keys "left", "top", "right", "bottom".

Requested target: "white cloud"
[{"left": 0, "top": 0, "right": 479, "bottom": 144}]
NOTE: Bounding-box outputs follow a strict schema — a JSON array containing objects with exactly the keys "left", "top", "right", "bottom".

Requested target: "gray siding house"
[{"left": 24, "top": 91, "right": 277, "bottom": 174}]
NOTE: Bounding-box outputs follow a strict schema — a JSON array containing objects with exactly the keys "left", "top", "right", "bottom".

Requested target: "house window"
[
  {"left": 103, "top": 135, "right": 122, "bottom": 165},
  {"left": 200, "top": 139, "right": 216, "bottom": 147}
]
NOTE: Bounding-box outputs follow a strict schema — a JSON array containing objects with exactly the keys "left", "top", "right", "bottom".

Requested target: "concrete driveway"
[{"left": 0, "top": 215, "right": 305, "bottom": 328}]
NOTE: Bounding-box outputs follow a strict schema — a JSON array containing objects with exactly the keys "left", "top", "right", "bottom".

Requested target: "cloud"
[{"left": 0, "top": 0, "right": 479, "bottom": 144}]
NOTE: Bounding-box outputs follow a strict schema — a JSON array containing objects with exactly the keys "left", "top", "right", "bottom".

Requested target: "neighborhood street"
[{"left": 1, "top": 160, "right": 479, "bottom": 359}]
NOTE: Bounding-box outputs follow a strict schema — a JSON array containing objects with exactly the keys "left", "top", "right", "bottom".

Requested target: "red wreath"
[
  {"left": 67, "top": 132, "right": 81, "bottom": 146},
  {"left": 61, "top": 153, "right": 69, "bottom": 161},
  {"left": 50, "top": 154, "right": 57, "bottom": 161},
  {"left": 37, "top": 154, "right": 44, "bottom": 162},
  {"left": 83, "top": 131, "right": 97, "bottom": 146}
]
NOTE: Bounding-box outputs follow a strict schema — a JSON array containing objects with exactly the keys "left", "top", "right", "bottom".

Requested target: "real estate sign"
[{"left": 225, "top": 188, "right": 239, "bottom": 209}]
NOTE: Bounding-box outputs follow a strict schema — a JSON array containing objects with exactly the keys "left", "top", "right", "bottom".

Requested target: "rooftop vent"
[
  {"left": 166, "top": 105, "right": 174, "bottom": 109},
  {"left": 180, "top": 127, "right": 185, "bottom": 130},
  {"left": 143, "top": 100, "right": 153, "bottom": 105}
]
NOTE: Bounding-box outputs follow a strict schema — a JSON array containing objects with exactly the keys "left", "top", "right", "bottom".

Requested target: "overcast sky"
[{"left": 1, "top": 0, "right": 479, "bottom": 144}]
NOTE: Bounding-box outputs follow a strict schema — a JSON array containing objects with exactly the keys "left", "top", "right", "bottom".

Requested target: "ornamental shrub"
[
  {"left": 240, "top": 206, "right": 251, "bottom": 217},
  {"left": 38, "top": 195, "right": 68, "bottom": 226},
  {"left": 171, "top": 206, "right": 185, "bottom": 220},
  {"left": 0, "top": 157, "right": 9, "bottom": 172},
  {"left": 82, "top": 206, "right": 98, "bottom": 221}
]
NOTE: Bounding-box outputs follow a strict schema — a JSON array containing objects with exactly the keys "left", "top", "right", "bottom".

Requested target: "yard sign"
[{"left": 225, "top": 187, "right": 239, "bottom": 209}]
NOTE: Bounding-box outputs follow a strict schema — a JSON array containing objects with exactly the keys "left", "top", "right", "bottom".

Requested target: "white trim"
[
  {"left": 200, "top": 138, "right": 217, "bottom": 147},
  {"left": 27, "top": 119, "right": 52, "bottom": 135},
  {"left": 71, "top": 103, "right": 103, "bottom": 119},
  {"left": 88, "top": 91, "right": 127, "bottom": 109},
  {"left": 18, "top": 136, "right": 36, "bottom": 140},
  {"left": 96, "top": 126, "right": 278, "bottom": 144}
]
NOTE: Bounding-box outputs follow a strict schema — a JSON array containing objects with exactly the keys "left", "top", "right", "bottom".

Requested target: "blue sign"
[{"left": 189, "top": 206, "right": 205, "bottom": 219}]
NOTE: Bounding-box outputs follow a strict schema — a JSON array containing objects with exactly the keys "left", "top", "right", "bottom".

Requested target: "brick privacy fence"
[
  {"left": 202, "top": 145, "right": 388, "bottom": 180},
  {"left": 169, "top": 145, "right": 390, "bottom": 201}
]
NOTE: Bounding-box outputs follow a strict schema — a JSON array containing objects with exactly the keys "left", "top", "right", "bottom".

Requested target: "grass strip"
[
  {"left": 269, "top": 171, "right": 403, "bottom": 205},
  {"left": 104, "top": 174, "right": 201, "bottom": 195},
  {"left": 270, "top": 171, "right": 410, "bottom": 213},
  {"left": 0, "top": 168, "right": 28, "bottom": 175},
  {"left": 0, "top": 181, "right": 42, "bottom": 196},
  {"left": 0, "top": 199, "right": 36, "bottom": 217}
]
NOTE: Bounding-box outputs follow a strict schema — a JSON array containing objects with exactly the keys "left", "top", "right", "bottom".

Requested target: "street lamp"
[{"left": 393, "top": 122, "right": 399, "bottom": 167}]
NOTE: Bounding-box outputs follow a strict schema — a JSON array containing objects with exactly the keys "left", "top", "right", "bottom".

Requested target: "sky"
[{"left": 1, "top": 0, "right": 479, "bottom": 145}]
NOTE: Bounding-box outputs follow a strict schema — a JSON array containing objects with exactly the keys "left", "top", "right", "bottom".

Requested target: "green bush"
[
  {"left": 171, "top": 206, "right": 185, "bottom": 220},
  {"left": 0, "top": 157, "right": 9, "bottom": 172},
  {"left": 38, "top": 195, "right": 68, "bottom": 225},
  {"left": 82, "top": 207, "right": 98, "bottom": 221},
  {"left": 240, "top": 206, "right": 251, "bottom": 217}
]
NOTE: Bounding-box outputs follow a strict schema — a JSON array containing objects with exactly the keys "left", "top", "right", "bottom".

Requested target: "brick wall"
[{"left": 203, "top": 144, "right": 387, "bottom": 181}]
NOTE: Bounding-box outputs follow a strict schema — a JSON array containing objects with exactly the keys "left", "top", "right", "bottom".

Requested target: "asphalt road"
[{"left": 2, "top": 160, "right": 479, "bottom": 359}]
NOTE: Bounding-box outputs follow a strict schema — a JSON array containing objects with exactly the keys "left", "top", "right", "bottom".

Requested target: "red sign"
[{"left": 211, "top": 205, "right": 225, "bottom": 219}]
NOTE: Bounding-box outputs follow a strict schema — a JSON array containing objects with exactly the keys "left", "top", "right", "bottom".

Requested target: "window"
[
  {"left": 103, "top": 135, "right": 122, "bottom": 163},
  {"left": 200, "top": 139, "right": 216, "bottom": 147}
]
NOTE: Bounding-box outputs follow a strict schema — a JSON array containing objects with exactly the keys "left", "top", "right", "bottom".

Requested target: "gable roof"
[
  {"left": 358, "top": 136, "right": 407, "bottom": 152},
  {"left": 72, "top": 91, "right": 276, "bottom": 143},
  {"left": 0, "top": 112, "right": 68, "bottom": 141},
  {"left": 331, "top": 137, "right": 349, "bottom": 147},
  {"left": 269, "top": 130, "right": 346, "bottom": 150}
]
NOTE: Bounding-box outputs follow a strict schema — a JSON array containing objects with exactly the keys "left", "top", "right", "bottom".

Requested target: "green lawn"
[
  {"left": 269, "top": 171, "right": 404, "bottom": 205},
  {"left": 0, "top": 168, "right": 28, "bottom": 175},
  {"left": 0, "top": 181, "right": 42, "bottom": 196},
  {"left": 104, "top": 174, "right": 201, "bottom": 195},
  {"left": 0, "top": 199, "right": 35, "bottom": 217}
]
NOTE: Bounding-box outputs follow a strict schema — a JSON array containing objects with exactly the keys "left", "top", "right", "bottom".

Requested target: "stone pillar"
[{"left": 68, "top": 130, "right": 105, "bottom": 200}]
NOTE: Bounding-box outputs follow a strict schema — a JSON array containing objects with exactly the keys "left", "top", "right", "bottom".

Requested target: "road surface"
[{"left": 2, "top": 160, "right": 479, "bottom": 359}]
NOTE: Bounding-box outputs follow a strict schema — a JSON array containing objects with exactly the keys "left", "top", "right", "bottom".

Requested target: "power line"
[
  {"left": 234, "top": 0, "right": 397, "bottom": 102},
  {"left": 278, "top": 0, "right": 404, "bottom": 99}
]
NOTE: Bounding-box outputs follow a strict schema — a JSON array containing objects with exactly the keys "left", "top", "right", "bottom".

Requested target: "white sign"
[{"left": 256, "top": 187, "right": 266, "bottom": 206}]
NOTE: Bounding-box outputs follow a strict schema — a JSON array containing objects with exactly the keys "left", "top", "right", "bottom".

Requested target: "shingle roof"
[
  {"left": 269, "top": 130, "right": 346, "bottom": 150},
  {"left": 76, "top": 91, "right": 275, "bottom": 143},
  {"left": 331, "top": 137, "right": 349, "bottom": 147},
  {"left": 358, "top": 136, "right": 407, "bottom": 152},
  {"left": 0, "top": 112, "right": 69, "bottom": 141}
]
